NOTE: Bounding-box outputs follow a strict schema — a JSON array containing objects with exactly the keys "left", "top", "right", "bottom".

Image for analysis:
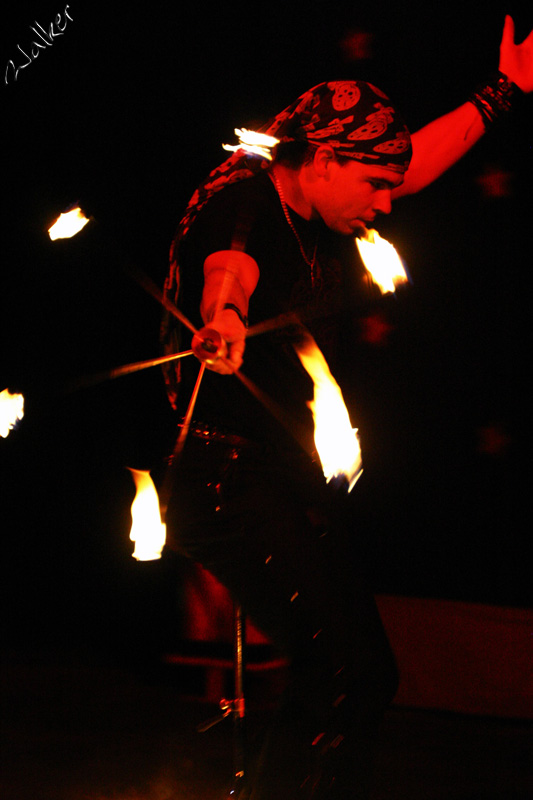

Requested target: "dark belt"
[{"left": 180, "top": 420, "right": 326, "bottom": 490}]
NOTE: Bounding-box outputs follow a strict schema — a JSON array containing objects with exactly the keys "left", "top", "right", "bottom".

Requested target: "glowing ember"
[
  {"left": 294, "top": 335, "right": 362, "bottom": 492},
  {"left": 128, "top": 469, "right": 166, "bottom": 561},
  {"left": 356, "top": 228, "right": 408, "bottom": 294},
  {"left": 0, "top": 389, "right": 24, "bottom": 438},
  {"left": 223, "top": 128, "right": 280, "bottom": 160},
  {"left": 48, "top": 207, "right": 90, "bottom": 240}
]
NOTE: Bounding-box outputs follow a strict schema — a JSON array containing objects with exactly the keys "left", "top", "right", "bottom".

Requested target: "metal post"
[{"left": 229, "top": 603, "right": 246, "bottom": 797}]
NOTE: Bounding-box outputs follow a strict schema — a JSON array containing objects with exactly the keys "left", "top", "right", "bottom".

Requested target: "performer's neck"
[{"left": 270, "top": 163, "right": 315, "bottom": 221}]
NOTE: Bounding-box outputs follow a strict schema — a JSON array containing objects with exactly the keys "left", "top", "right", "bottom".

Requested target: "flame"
[
  {"left": 128, "top": 469, "right": 166, "bottom": 561},
  {"left": 356, "top": 228, "right": 408, "bottom": 294},
  {"left": 294, "top": 335, "right": 362, "bottom": 492},
  {"left": 0, "top": 389, "right": 24, "bottom": 438},
  {"left": 223, "top": 128, "right": 280, "bottom": 160},
  {"left": 48, "top": 207, "right": 90, "bottom": 240}
]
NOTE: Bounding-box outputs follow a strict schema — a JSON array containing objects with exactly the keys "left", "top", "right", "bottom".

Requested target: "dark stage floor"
[{"left": 1, "top": 644, "right": 531, "bottom": 800}]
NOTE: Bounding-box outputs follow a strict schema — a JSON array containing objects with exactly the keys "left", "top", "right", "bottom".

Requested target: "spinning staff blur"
[{"left": 154, "top": 16, "right": 533, "bottom": 800}]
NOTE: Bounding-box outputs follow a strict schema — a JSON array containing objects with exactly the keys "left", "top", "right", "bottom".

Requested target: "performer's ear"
[{"left": 312, "top": 145, "right": 337, "bottom": 178}]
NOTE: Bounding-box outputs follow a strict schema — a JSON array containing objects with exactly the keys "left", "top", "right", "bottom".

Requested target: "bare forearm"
[
  {"left": 393, "top": 102, "right": 485, "bottom": 198},
  {"left": 395, "top": 14, "right": 533, "bottom": 198},
  {"left": 200, "top": 250, "right": 260, "bottom": 323},
  {"left": 197, "top": 249, "right": 260, "bottom": 374},
  {"left": 201, "top": 272, "right": 250, "bottom": 323}
]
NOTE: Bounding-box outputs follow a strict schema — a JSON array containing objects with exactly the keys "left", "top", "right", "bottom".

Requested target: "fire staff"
[{"left": 160, "top": 17, "right": 532, "bottom": 800}]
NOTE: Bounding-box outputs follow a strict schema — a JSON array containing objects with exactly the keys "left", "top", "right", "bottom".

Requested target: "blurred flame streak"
[
  {"left": 0, "top": 389, "right": 24, "bottom": 438},
  {"left": 223, "top": 128, "right": 280, "bottom": 160},
  {"left": 294, "top": 336, "right": 362, "bottom": 492},
  {"left": 48, "top": 207, "right": 90, "bottom": 240},
  {"left": 356, "top": 228, "right": 408, "bottom": 294},
  {"left": 128, "top": 469, "right": 166, "bottom": 561}
]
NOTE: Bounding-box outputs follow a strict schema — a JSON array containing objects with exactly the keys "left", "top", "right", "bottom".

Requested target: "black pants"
[{"left": 166, "top": 434, "right": 398, "bottom": 799}]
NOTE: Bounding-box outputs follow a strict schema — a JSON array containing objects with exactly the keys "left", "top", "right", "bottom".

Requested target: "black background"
[{"left": 1, "top": 2, "right": 531, "bottom": 653}]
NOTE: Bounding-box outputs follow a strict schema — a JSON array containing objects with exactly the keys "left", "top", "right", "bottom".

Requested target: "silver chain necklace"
[{"left": 272, "top": 170, "right": 319, "bottom": 287}]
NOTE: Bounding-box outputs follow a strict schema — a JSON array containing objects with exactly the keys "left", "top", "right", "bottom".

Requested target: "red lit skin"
[
  {"left": 198, "top": 152, "right": 402, "bottom": 374},
  {"left": 200, "top": 251, "right": 259, "bottom": 375},
  {"left": 397, "top": 15, "right": 533, "bottom": 197},
  {"left": 277, "top": 148, "right": 404, "bottom": 236},
  {"left": 499, "top": 15, "right": 533, "bottom": 93},
  {"left": 198, "top": 14, "right": 533, "bottom": 374}
]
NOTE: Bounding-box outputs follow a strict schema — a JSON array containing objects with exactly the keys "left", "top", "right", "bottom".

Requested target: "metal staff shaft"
[
  {"left": 233, "top": 368, "right": 311, "bottom": 456},
  {"left": 159, "top": 360, "right": 207, "bottom": 519},
  {"left": 227, "top": 602, "right": 246, "bottom": 799},
  {"left": 245, "top": 310, "right": 301, "bottom": 339},
  {"left": 122, "top": 260, "right": 198, "bottom": 336},
  {"left": 172, "top": 360, "right": 207, "bottom": 461},
  {"left": 65, "top": 350, "right": 194, "bottom": 392},
  {"left": 107, "top": 350, "right": 194, "bottom": 378}
]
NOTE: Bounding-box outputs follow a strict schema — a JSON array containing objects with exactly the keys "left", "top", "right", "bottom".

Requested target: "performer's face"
[{"left": 311, "top": 158, "right": 404, "bottom": 236}]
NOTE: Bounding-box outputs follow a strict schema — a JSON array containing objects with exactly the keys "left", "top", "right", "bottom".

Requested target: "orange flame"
[
  {"left": 0, "top": 389, "right": 24, "bottom": 438},
  {"left": 48, "top": 207, "right": 90, "bottom": 240},
  {"left": 128, "top": 469, "right": 166, "bottom": 561},
  {"left": 356, "top": 228, "right": 408, "bottom": 294},
  {"left": 222, "top": 128, "right": 280, "bottom": 160},
  {"left": 294, "top": 335, "right": 362, "bottom": 492}
]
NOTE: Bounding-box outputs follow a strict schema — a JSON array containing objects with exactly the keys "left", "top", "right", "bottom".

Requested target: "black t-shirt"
[{"left": 171, "top": 171, "right": 373, "bottom": 455}]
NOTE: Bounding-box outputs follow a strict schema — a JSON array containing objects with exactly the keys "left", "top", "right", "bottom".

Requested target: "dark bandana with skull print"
[{"left": 174, "top": 81, "right": 411, "bottom": 246}]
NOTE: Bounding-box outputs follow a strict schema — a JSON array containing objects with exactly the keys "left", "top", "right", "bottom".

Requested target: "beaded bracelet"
[{"left": 468, "top": 71, "right": 523, "bottom": 129}]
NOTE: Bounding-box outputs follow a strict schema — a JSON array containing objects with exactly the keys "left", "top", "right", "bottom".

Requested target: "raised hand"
[{"left": 499, "top": 15, "right": 533, "bottom": 93}]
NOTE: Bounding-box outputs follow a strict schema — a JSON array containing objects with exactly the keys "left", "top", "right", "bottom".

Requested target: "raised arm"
[{"left": 394, "top": 16, "right": 532, "bottom": 199}]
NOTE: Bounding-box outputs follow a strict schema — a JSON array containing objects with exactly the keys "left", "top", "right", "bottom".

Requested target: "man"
[{"left": 161, "top": 17, "right": 532, "bottom": 800}]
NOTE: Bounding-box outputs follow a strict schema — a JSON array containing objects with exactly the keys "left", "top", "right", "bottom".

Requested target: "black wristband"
[
  {"left": 223, "top": 302, "right": 249, "bottom": 328},
  {"left": 468, "top": 71, "right": 522, "bottom": 129}
]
